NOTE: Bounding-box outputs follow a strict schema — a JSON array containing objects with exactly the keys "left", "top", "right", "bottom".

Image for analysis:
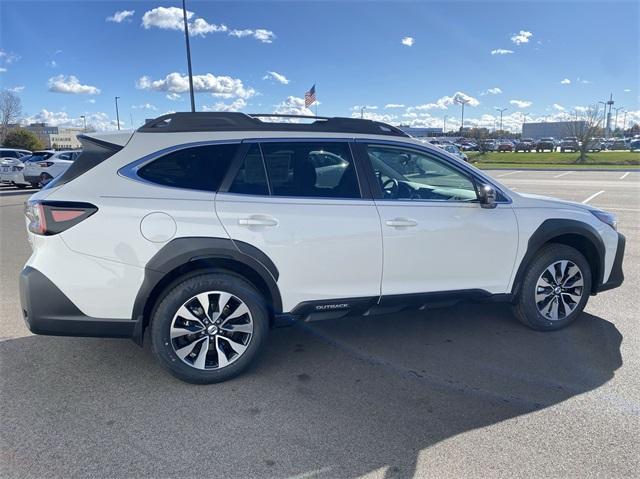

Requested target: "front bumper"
[
  {"left": 20, "top": 266, "right": 139, "bottom": 339},
  {"left": 596, "top": 233, "right": 625, "bottom": 293}
]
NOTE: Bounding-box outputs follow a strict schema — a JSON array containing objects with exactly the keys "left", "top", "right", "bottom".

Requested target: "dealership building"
[
  {"left": 398, "top": 126, "right": 443, "bottom": 137},
  {"left": 522, "top": 121, "right": 587, "bottom": 140}
]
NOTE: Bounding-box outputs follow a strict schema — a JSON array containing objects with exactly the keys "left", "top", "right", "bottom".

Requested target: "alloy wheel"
[
  {"left": 535, "top": 260, "right": 584, "bottom": 320},
  {"left": 170, "top": 291, "right": 253, "bottom": 370}
]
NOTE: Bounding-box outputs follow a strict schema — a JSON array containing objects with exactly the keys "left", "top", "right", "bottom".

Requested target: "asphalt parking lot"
[{"left": 1, "top": 170, "right": 638, "bottom": 478}]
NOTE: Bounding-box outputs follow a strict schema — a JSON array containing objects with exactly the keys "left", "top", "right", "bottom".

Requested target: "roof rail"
[{"left": 137, "top": 112, "right": 409, "bottom": 137}]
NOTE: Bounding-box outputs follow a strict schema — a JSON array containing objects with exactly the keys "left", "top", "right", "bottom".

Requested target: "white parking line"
[
  {"left": 620, "top": 172, "right": 630, "bottom": 180},
  {"left": 554, "top": 171, "right": 573, "bottom": 178},
  {"left": 497, "top": 171, "right": 521, "bottom": 178},
  {"left": 582, "top": 190, "right": 605, "bottom": 204}
]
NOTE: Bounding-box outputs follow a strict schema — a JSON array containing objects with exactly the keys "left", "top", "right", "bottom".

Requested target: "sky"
[{"left": 1, "top": 0, "right": 638, "bottom": 132}]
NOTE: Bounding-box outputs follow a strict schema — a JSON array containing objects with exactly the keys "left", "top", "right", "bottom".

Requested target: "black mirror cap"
[{"left": 479, "top": 184, "right": 498, "bottom": 209}]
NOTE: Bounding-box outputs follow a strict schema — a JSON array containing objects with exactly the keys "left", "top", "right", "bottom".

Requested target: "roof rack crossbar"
[{"left": 137, "top": 112, "right": 409, "bottom": 137}]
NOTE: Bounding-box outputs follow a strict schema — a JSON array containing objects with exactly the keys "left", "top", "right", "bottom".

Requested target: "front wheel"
[
  {"left": 151, "top": 273, "right": 269, "bottom": 383},
  {"left": 513, "top": 244, "right": 591, "bottom": 331}
]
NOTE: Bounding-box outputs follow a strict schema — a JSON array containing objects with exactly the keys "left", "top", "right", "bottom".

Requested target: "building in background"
[
  {"left": 49, "top": 127, "right": 83, "bottom": 149},
  {"left": 523, "top": 121, "right": 587, "bottom": 139},
  {"left": 398, "top": 126, "right": 443, "bottom": 137},
  {"left": 23, "top": 123, "right": 82, "bottom": 149}
]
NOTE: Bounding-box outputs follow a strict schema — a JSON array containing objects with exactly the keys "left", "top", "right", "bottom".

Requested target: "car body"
[
  {"left": 458, "top": 141, "right": 478, "bottom": 151},
  {"left": 536, "top": 138, "right": 556, "bottom": 152},
  {"left": 559, "top": 137, "right": 579, "bottom": 152},
  {"left": 440, "top": 144, "right": 469, "bottom": 162},
  {"left": 629, "top": 139, "right": 640, "bottom": 152},
  {"left": 0, "top": 149, "right": 32, "bottom": 187},
  {"left": 585, "top": 138, "right": 603, "bottom": 152},
  {"left": 23, "top": 150, "right": 79, "bottom": 187},
  {"left": 497, "top": 141, "right": 513, "bottom": 152},
  {"left": 20, "top": 113, "right": 625, "bottom": 383},
  {"left": 609, "top": 139, "right": 628, "bottom": 151}
]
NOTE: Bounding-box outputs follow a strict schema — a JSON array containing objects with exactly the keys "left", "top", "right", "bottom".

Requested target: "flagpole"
[{"left": 315, "top": 84, "right": 318, "bottom": 117}]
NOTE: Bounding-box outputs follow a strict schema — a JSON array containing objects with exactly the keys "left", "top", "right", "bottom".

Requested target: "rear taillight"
[
  {"left": 38, "top": 161, "right": 54, "bottom": 167},
  {"left": 25, "top": 200, "right": 97, "bottom": 235}
]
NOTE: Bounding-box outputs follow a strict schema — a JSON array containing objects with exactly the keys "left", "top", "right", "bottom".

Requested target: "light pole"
[
  {"left": 182, "top": 0, "right": 196, "bottom": 113},
  {"left": 443, "top": 115, "right": 447, "bottom": 133},
  {"left": 456, "top": 98, "right": 470, "bottom": 132},
  {"left": 114, "top": 96, "right": 120, "bottom": 130},
  {"left": 605, "top": 93, "right": 614, "bottom": 137},
  {"left": 360, "top": 106, "right": 365, "bottom": 119},
  {"left": 622, "top": 110, "right": 628, "bottom": 135},
  {"left": 521, "top": 112, "right": 528, "bottom": 134},
  {"left": 80, "top": 115, "right": 86, "bottom": 132},
  {"left": 495, "top": 107, "right": 507, "bottom": 133},
  {"left": 598, "top": 100, "right": 607, "bottom": 133},
  {"left": 613, "top": 106, "right": 624, "bottom": 136}
]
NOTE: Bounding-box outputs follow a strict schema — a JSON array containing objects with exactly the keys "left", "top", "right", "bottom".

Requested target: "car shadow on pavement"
[{"left": 0, "top": 303, "right": 622, "bottom": 478}]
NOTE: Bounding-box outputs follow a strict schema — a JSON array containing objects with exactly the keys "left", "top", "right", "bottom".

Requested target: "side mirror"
[{"left": 478, "top": 184, "right": 497, "bottom": 209}]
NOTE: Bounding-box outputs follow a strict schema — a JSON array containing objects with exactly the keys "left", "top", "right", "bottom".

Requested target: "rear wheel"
[
  {"left": 151, "top": 272, "right": 269, "bottom": 383},
  {"left": 15, "top": 184, "right": 27, "bottom": 189},
  {"left": 39, "top": 173, "right": 53, "bottom": 187},
  {"left": 514, "top": 244, "right": 591, "bottom": 331}
]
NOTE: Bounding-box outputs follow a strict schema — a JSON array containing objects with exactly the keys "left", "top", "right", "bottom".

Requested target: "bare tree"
[
  {"left": 567, "top": 106, "right": 604, "bottom": 163},
  {"left": 0, "top": 89, "right": 23, "bottom": 142}
]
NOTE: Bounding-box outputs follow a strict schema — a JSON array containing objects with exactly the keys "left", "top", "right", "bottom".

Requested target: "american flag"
[{"left": 304, "top": 85, "right": 316, "bottom": 108}]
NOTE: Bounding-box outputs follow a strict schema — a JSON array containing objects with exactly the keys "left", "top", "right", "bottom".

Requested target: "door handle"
[
  {"left": 385, "top": 218, "right": 418, "bottom": 228},
  {"left": 238, "top": 216, "right": 278, "bottom": 227}
]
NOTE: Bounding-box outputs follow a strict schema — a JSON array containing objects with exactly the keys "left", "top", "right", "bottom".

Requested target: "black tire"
[
  {"left": 15, "top": 184, "right": 27, "bottom": 189},
  {"left": 513, "top": 244, "right": 592, "bottom": 331},
  {"left": 151, "top": 272, "right": 269, "bottom": 384},
  {"left": 29, "top": 182, "right": 39, "bottom": 188}
]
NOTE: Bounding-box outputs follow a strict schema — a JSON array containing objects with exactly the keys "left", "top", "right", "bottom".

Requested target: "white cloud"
[
  {"left": 141, "top": 7, "right": 226, "bottom": 37},
  {"left": 352, "top": 105, "right": 378, "bottom": 110},
  {"left": 273, "top": 96, "right": 314, "bottom": 118},
  {"left": 166, "top": 93, "right": 182, "bottom": 101},
  {"left": 47, "top": 60, "right": 57, "bottom": 68},
  {"left": 511, "top": 30, "right": 533, "bottom": 45},
  {"left": 106, "top": 10, "right": 135, "bottom": 23},
  {"left": 560, "top": 78, "right": 571, "bottom": 85},
  {"left": 131, "top": 103, "right": 157, "bottom": 111},
  {"left": 0, "top": 67, "right": 7, "bottom": 73},
  {"left": 202, "top": 98, "right": 247, "bottom": 112},
  {"left": 8, "top": 86, "right": 24, "bottom": 93},
  {"left": 623, "top": 89, "right": 631, "bottom": 92},
  {"left": 577, "top": 77, "right": 590, "bottom": 84},
  {"left": 351, "top": 111, "right": 397, "bottom": 123},
  {"left": 137, "top": 72, "right": 256, "bottom": 98},
  {"left": 408, "top": 92, "right": 480, "bottom": 111},
  {"left": 48, "top": 75, "right": 100, "bottom": 94},
  {"left": 0, "top": 49, "right": 20, "bottom": 64},
  {"left": 24, "top": 110, "right": 122, "bottom": 131},
  {"left": 262, "top": 71, "right": 289, "bottom": 85},
  {"left": 481, "top": 87, "right": 502, "bottom": 96},
  {"left": 401, "top": 37, "right": 415, "bottom": 47},
  {"left": 384, "top": 104, "right": 405, "bottom": 108},
  {"left": 87, "top": 99, "right": 96, "bottom": 104},
  {"left": 229, "top": 28, "right": 275, "bottom": 43},
  {"left": 491, "top": 49, "right": 513, "bottom": 55},
  {"left": 553, "top": 103, "right": 565, "bottom": 111},
  {"left": 510, "top": 99, "right": 532, "bottom": 108}
]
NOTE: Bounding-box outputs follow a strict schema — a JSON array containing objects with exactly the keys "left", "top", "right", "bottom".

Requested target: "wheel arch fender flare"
[
  {"left": 511, "top": 219, "right": 605, "bottom": 296},
  {"left": 131, "top": 237, "right": 282, "bottom": 345}
]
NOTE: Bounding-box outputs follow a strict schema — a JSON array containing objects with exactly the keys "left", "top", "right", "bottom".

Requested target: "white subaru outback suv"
[{"left": 20, "top": 113, "right": 625, "bottom": 383}]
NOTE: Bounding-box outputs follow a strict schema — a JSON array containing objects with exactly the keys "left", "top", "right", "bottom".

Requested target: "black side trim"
[
  {"left": 596, "top": 233, "right": 625, "bottom": 292},
  {"left": 19, "top": 267, "right": 137, "bottom": 339},
  {"left": 131, "top": 237, "right": 283, "bottom": 342},
  {"left": 511, "top": 219, "right": 606, "bottom": 295}
]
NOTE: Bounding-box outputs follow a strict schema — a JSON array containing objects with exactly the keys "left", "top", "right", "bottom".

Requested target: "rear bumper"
[
  {"left": 23, "top": 175, "right": 40, "bottom": 184},
  {"left": 596, "top": 233, "right": 625, "bottom": 293},
  {"left": 20, "top": 266, "right": 139, "bottom": 340}
]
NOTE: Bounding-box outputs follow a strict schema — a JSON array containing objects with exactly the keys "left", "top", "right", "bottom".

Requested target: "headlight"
[{"left": 590, "top": 209, "right": 617, "bottom": 231}]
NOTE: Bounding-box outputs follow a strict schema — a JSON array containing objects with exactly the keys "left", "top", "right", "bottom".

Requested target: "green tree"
[{"left": 3, "top": 128, "right": 44, "bottom": 151}]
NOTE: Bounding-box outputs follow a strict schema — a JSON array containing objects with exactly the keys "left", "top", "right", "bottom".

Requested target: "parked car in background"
[
  {"left": 440, "top": 144, "right": 469, "bottom": 162},
  {"left": 536, "top": 138, "right": 556, "bottom": 152},
  {"left": 514, "top": 138, "right": 534, "bottom": 152},
  {"left": 480, "top": 139, "right": 497, "bottom": 152},
  {"left": 629, "top": 138, "right": 640, "bottom": 152},
  {"left": 585, "top": 138, "right": 603, "bottom": 152},
  {"left": 23, "top": 150, "right": 79, "bottom": 187},
  {"left": 458, "top": 141, "right": 478, "bottom": 151},
  {"left": 560, "top": 137, "right": 579, "bottom": 152},
  {"left": 0, "top": 149, "right": 33, "bottom": 187},
  {"left": 609, "top": 139, "right": 628, "bottom": 151},
  {"left": 497, "top": 141, "right": 513, "bottom": 152}
]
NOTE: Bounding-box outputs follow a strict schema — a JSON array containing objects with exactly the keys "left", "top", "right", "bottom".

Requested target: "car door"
[
  {"left": 215, "top": 140, "right": 383, "bottom": 312},
  {"left": 359, "top": 142, "right": 518, "bottom": 296}
]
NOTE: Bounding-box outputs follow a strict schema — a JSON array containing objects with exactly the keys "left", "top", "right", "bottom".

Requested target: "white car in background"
[
  {"left": 23, "top": 150, "right": 80, "bottom": 187},
  {"left": 0, "top": 148, "right": 33, "bottom": 187}
]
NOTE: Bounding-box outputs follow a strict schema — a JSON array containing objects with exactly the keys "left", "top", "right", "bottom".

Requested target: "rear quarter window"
[{"left": 137, "top": 143, "right": 239, "bottom": 192}]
